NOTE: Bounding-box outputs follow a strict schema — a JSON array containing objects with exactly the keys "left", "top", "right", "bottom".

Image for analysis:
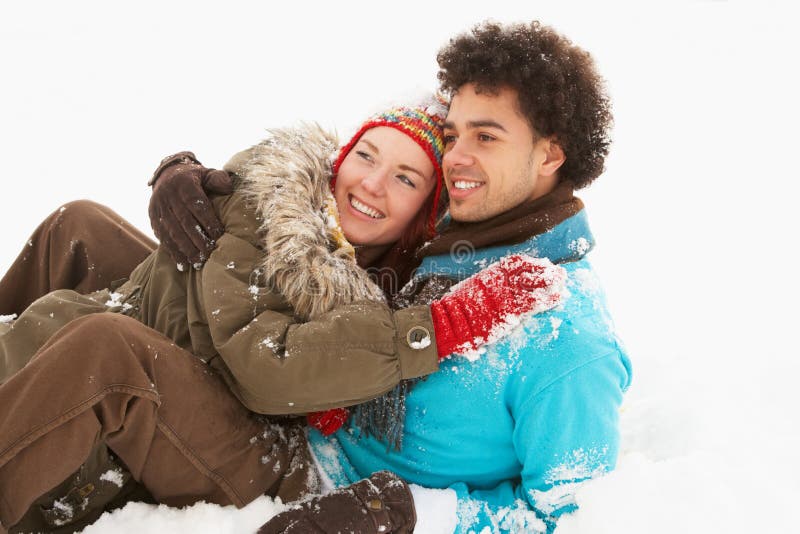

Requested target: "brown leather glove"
[
  {"left": 258, "top": 471, "right": 416, "bottom": 534},
  {"left": 148, "top": 151, "right": 234, "bottom": 269}
]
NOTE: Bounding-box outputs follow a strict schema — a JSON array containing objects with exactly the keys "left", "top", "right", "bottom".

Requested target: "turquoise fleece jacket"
[{"left": 309, "top": 210, "right": 632, "bottom": 533}]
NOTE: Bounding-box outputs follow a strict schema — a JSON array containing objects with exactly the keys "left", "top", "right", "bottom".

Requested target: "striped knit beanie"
[{"left": 332, "top": 95, "right": 448, "bottom": 237}]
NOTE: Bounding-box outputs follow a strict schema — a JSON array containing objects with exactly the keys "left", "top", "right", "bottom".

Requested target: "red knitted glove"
[
  {"left": 430, "top": 254, "right": 566, "bottom": 359},
  {"left": 307, "top": 408, "right": 350, "bottom": 436}
]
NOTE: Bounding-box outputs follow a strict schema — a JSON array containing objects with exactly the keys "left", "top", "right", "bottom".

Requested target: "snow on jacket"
[
  {"left": 0, "top": 124, "right": 440, "bottom": 413},
  {"left": 308, "top": 208, "right": 633, "bottom": 533}
]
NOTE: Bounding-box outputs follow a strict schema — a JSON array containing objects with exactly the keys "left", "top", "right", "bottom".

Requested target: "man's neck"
[{"left": 420, "top": 182, "right": 583, "bottom": 257}]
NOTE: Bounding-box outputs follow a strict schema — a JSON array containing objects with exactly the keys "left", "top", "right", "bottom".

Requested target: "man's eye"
[
  {"left": 443, "top": 134, "right": 457, "bottom": 145},
  {"left": 478, "top": 133, "right": 495, "bottom": 142}
]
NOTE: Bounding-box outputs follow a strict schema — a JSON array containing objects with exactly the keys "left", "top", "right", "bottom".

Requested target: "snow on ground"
[
  {"left": 2, "top": 1, "right": 799, "bottom": 533},
  {"left": 558, "top": 351, "right": 800, "bottom": 533},
  {"left": 82, "top": 497, "right": 288, "bottom": 534}
]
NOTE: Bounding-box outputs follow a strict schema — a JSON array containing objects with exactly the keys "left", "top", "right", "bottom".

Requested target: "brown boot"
[
  {"left": 258, "top": 471, "right": 416, "bottom": 534},
  {"left": 9, "top": 444, "right": 153, "bottom": 534}
]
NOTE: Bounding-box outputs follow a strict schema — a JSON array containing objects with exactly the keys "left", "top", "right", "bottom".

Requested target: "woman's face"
[{"left": 334, "top": 126, "right": 436, "bottom": 246}]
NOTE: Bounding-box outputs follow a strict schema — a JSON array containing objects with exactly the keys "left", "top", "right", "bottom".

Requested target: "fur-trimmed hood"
[{"left": 223, "top": 123, "right": 385, "bottom": 320}]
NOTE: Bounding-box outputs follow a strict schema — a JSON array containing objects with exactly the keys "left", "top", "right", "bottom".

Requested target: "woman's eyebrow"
[
  {"left": 359, "top": 139, "right": 380, "bottom": 153},
  {"left": 360, "top": 139, "right": 427, "bottom": 180},
  {"left": 399, "top": 164, "right": 428, "bottom": 180}
]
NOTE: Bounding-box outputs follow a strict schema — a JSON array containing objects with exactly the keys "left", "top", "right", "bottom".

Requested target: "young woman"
[{"left": 0, "top": 97, "right": 564, "bottom": 533}]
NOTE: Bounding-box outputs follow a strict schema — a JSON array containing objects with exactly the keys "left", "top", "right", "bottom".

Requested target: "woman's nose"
[{"left": 360, "top": 170, "right": 388, "bottom": 196}]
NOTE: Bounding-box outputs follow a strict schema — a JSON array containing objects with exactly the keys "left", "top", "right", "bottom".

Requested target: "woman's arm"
[{"left": 202, "top": 228, "right": 439, "bottom": 414}]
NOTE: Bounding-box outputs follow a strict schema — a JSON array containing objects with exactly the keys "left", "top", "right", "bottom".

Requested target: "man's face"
[{"left": 442, "top": 84, "right": 556, "bottom": 222}]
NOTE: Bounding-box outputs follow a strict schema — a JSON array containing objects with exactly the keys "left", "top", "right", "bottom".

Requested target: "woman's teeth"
[{"left": 350, "top": 196, "right": 384, "bottom": 219}]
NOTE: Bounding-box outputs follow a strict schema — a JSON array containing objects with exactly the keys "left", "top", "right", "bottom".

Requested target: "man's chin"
[
  {"left": 449, "top": 204, "right": 486, "bottom": 223},
  {"left": 450, "top": 209, "right": 483, "bottom": 222}
]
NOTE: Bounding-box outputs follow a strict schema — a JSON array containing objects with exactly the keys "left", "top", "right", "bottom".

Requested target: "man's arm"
[{"left": 431, "top": 353, "right": 630, "bottom": 533}]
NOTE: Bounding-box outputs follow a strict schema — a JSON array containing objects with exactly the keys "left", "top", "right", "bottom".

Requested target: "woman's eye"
[
  {"left": 443, "top": 134, "right": 457, "bottom": 145},
  {"left": 397, "top": 175, "right": 416, "bottom": 188},
  {"left": 356, "top": 150, "right": 373, "bottom": 162}
]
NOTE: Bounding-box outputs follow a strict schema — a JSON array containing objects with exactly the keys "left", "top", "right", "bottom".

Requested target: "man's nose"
[{"left": 443, "top": 139, "right": 473, "bottom": 168}]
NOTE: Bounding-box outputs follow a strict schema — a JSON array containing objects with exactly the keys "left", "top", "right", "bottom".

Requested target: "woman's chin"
[
  {"left": 342, "top": 222, "right": 400, "bottom": 247},
  {"left": 341, "top": 227, "right": 366, "bottom": 246},
  {"left": 344, "top": 231, "right": 392, "bottom": 248}
]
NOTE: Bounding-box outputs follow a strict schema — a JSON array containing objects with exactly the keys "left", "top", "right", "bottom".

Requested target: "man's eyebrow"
[{"left": 443, "top": 119, "right": 508, "bottom": 133}]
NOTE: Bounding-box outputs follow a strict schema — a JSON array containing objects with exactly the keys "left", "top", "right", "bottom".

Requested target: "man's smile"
[{"left": 447, "top": 177, "right": 485, "bottom": 199}]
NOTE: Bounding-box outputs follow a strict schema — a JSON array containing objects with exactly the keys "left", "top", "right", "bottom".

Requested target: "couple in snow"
[{"left": 0, "top": 21, "right": 631, "bottom": 534}]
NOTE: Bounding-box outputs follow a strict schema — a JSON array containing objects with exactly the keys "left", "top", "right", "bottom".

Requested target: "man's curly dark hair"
[{"left": 437, "top": 21, "right": 613, "bottom": 189}]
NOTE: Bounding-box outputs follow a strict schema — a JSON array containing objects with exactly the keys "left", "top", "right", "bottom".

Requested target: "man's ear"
[{"left": 539, "top": 138, "right": 566, "bottom": 177}]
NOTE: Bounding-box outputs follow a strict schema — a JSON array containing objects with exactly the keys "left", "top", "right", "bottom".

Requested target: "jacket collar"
[
  {"left": 229, "top": 124, "right": 386, "bottom": 319},
  {"left": 418, "top": 181, "right": 583, "bottom": 256},
  {"left": 414, "top": 208, "right": 595, "bottom": 281}
]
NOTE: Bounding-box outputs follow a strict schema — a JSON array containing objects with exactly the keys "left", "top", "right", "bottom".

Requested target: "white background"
[{"left": 2, "top": 1, "right": 799, "bottom": 532}]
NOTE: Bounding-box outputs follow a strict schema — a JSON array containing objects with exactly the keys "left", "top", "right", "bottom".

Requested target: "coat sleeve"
[
  {"left": 201, "top": 230, "right": 439, "bottom": 415},
  {"left": 442, "top": 353, "right": 630, "bottom": 533}
]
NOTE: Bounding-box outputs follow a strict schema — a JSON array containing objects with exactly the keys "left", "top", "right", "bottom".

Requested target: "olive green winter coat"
[{"left": 0, "top": 124, "right": 439, "bottom": 414}]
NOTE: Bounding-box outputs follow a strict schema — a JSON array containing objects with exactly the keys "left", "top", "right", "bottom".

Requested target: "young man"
[{"left": 260, "top": 20, "right": 632, "bottom": 534}]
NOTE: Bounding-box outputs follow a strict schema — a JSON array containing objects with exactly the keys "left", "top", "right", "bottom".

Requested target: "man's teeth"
[
  {"left": 351, "top": 197, "right": 384, "bottom": 219},
  {"left": 453, "top": 180, "right": 483, "bottom": 190}
]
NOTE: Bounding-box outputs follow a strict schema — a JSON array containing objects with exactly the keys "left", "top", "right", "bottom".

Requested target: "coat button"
[{"left": 406, "top": 326, "right": 431, "bottom": 349}]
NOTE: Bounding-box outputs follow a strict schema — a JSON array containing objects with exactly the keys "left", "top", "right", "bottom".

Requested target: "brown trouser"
[
  {"left": 0, "top": 313, "right": 314, "bottom": 531},
  {"left": 0, "top": 202, "right": 316, "bottom": 532},
  {"left": 0, "top": 200, "right": 156, "bottom": 317},
  {"left": 0, "top": 200, "right": 158, "bottom": 533}
]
